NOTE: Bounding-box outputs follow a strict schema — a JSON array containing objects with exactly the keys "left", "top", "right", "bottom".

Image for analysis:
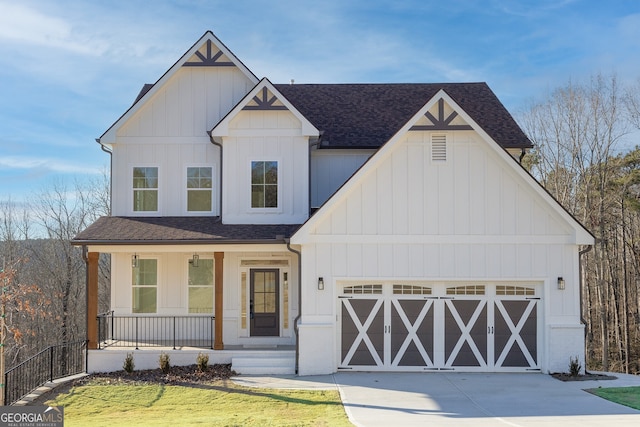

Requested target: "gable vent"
[{"left": 431, "top": 135, "right": 447, "bottom": 162}]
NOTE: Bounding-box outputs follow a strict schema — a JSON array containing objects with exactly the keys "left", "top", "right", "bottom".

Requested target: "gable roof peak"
[
  {"left": 99, "top": 30, "right": 258, "bottom": 144},
  {"left": 211, "top": 77, "right": 319, "bottom": 137}
]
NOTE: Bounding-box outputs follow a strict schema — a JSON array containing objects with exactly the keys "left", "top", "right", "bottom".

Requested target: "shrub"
[
  {"left": 159, "top": 352, "right": 171, "bottom": 374},
  {"left": 569, "top": 356, "right": 582, "bottom": 377},
  {"left": 123, "top": 353, "right": 135, "bottom": 373},
  {"left": 197, "top": 352, "right": 209, "bottom": 372}
]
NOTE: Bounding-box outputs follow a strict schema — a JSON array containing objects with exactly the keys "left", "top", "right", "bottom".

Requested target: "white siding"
[
  {"left": 295, "top": 130, "right": 586, "bottom": 375},
  {"left": 109, "top": 249, "right": 298, "bottom": 346},
  {"left": 118, "top": 67, "right": 254, "bottom": 137},
  {"left": 110, "top": 65, "right": 255, "bottom": 216},
  {"left": 111, "top": 139, "right": 220, "bottom": 216},
  {"left": 310, "top": 150, "right": 374, "bottom": 208},
  {"left": 221, "top": 110, "right": 309, "bottom": 224}
]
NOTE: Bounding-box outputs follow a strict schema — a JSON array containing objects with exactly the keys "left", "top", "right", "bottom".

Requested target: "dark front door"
[{"left": 250, "top": 269, "right": 280, "bottom": 336}]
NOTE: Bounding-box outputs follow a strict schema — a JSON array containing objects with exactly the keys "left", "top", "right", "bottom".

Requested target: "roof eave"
[{"left": 71, "top": 238, "right": 288, "bottom": 246}]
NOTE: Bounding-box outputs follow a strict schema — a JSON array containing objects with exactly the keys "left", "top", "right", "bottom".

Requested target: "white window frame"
[
  {"left": 185, "top": 165, "right": 215, "bottom": 215},
  {"left": 132, "top": 257, "right": 159, "bottom": 314},
  {"left": 132, "top": 165, "right": 160, "bottom": 214},
  {"left": 186, "top": 255, "right": 215, "bottom": 314},
  {"left": 248, "top": 159, "right": 281, "bottom": 212}
]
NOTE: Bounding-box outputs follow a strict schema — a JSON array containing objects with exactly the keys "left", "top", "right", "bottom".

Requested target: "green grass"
[
  {"left": 589, "top": 386, "right": 640, "bottom": 410},
  {"left": 46, "top": 380, "right": 353, "bottom": 426}
]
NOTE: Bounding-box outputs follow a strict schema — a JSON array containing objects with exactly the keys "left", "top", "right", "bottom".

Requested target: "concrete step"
[{"left": 232, "top": 354, "right": 295, "bottom": 375}]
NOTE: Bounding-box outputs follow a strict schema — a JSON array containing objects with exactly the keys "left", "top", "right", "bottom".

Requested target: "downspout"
[
  {"left": 579, "top": 244, "right": 593, "bottom": 372},
  {"left": 96, "top": 139, "right": 113, "bottom": 215},
  {"left": 209, "top": 133, "right": 223, "bottom": 222},
  {"left": 285, "top": 238, "right": 302, "bottom": 375}
]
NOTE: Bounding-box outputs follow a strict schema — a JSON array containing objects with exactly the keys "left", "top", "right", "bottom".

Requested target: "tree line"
[
  {"left": 0, "top": 175, "right": 110, "bottom": 368},
  {"left": 1, "top": 74, "right": 640, "bottom": 374},
  {"left": 520, "top": 73, "right": 640, "bottom": 373}
]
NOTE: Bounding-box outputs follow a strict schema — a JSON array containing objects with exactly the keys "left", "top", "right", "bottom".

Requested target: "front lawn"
[
  {"left": 589, "top": 386, "right": 640, "bottom": 411},
  {"left": 46, "top": 379, "right": 352, "bottom": 426}
]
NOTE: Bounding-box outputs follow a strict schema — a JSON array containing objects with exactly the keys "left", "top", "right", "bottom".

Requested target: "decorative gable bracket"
[
  {"left": 184, "top": 40, "right": 235, "bottom": 67},
  {"left": 410, "top": 98, "right": 473, "bottom": 131},
  {"left": 243, "top": 87, "right": 288, "bottom": 111},
  {"left": 211, "top": 78, "right": 319, "bottom": 138}
]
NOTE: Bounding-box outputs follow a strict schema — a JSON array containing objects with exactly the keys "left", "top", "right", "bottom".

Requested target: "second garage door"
[{"left": 339, "top": 282, "right": 540, "bottom": 372}]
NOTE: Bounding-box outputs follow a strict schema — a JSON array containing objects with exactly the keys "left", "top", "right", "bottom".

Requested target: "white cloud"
[
  {"left": 0, "top": 155, "right": 102, "bottom": 175},
  {"left": 0, "top": 2, "right": 104, "bottom": 55}
]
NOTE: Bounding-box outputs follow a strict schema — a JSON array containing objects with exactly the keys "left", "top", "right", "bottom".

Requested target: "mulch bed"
[
  {"left": 77, "top": 363, "right": 236, "bottom": 386},
  {"left": 551, "top": 372, "right": 617, "bottom": 382},
  {"left": 28, "top": 364, "right": 236, "bottom": 406}
]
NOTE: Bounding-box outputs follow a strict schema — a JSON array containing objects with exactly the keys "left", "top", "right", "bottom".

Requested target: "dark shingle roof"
[
  {"left": 72, "top": 216, "right": 300, "bottom": 244},
  {"left": 274, "top": 83, "right": 531, "bottom": 149}
]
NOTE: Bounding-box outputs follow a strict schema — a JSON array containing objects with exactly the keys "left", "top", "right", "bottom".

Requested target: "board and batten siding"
[
  {"left": 310, "top": 150, "right": 375, "bottom": 208},
  {"left": 109, "top": 66, "right": 255, "bottom": 216},
  {"left": 221, "top": 110, "right": 310, "bottom": 224},
  {"left": 111, "top": 139, "right": 220, "bottom": 216},
  {"left": 108, "top": 249, "right": 298, "bottom": 346},
  {"left": 294, "top": 131, "right": 586, "bottom": 375},
  {"left": 117, "top": 67, "right": 254, "bottom": 137}
]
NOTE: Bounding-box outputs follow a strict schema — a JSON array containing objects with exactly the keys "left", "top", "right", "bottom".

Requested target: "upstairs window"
[
  {"left": 251, "top": 161, "right": 278, "bottom": 208},
  {"left": 187, "top": 167, "right": 212, "bottom": 212},
  {"left": 133, "top": 167, "right": 158, "bottom": 211}
]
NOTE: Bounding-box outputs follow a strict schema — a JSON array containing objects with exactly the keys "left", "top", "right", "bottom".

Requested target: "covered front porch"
[{"left": 74, "top": 216, "right": 301, "bottom": 375}]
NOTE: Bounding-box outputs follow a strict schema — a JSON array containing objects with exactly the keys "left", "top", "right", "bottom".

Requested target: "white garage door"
[{"left": 339, "top": 283, "right": 540, "bottom": 372}]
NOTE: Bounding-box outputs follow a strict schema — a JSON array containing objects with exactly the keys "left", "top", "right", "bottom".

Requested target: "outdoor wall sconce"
[
  {"left": 318, "top": 277, "right": 325, "bottom": 290},
  {"left": 189, "top": 254, "right": 200, "bottom": 267},
  {"left": 131, "top": 254, "right": 139, "bottom": 268},
  {"left": 557, "top": 277, "right": 565, "bottom": 290}
]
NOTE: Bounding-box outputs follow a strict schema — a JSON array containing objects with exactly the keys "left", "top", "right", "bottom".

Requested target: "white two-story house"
[{"left": 73, "top": 31, "right": 594, "bottom": 375}]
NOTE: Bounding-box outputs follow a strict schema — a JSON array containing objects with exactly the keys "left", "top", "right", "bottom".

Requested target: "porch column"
[
  {"left": 87, "top": 252, "right": 99, "bottom": 350},
  {"left": 214, "top": 252, "right": 224, "bottom": 350}
]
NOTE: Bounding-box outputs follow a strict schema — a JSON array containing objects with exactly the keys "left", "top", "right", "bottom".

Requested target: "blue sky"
[{"left": 1, "top": 0, "right": 639, "bottom": 204}]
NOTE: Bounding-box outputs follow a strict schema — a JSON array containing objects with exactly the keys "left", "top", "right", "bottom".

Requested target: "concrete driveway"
[
  {"left": 334, "top": 371, "right": 640, "bottom": 427},
  {"left": 234, "top": 371, "right": 640, "bottom": 426}
]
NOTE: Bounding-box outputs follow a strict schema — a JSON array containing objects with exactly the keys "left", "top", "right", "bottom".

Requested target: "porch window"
[
  {"left": 189, "top": 258, "right": 214, "bottom": 313},
  {"left": 133, "top": 167, "right": 158, "bottom": 211},
  {"left": 132, "top": 259, "right": 157, "bottom": 313},
  {"left": 251, "top": 161, "right": 278, "bottom": 208},
  {"left": 187, "top": 167, "right": 212, "bottom": 212}
]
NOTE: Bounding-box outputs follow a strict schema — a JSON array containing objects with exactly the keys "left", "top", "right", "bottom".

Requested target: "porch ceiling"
[{"left": 72, "top": 216, "right": 301, "bottom": 245}]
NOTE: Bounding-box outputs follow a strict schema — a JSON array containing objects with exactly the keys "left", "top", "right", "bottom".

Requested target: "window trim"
[
  {"left": 186, "top": 255, "right": 215, "bottom": 314},
  {"left": 132, "top": 257, "right": 158, "bottom": 314},
  {"left": 185, "top": 164, "right": 215, "bottom": 215},
  {"left": 238, "top": 258, "right": 292, "bottom": 337},
  {"left": 132, "top": 165, "right": 160, "bottom": 214},
  {"left": 248, "top": 158, "right": 281, "bottom": 212}
]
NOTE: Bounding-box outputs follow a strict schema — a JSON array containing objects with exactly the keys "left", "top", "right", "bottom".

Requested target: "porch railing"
[
  {"left": 4, "top": 341, "right": 86, "bottom": 406},
  {"left": 97, "top": 312, "right": 215, "bottom": 349}
]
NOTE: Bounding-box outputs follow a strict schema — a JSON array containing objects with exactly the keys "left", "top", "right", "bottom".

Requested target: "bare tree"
[
  {"left": 0, "top": 171, "right": 111, "bottom": 367},
  {"left": 519, "top": 73, "right": 633, "bottom": 372}
]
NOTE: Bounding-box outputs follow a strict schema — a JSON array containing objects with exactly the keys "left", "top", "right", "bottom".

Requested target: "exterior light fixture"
[
  {"left": 318, "top": 277, "right": 324, "bottom": 290},
  {"left": 190, "top": 254, "right": 200, "bottom": 267},
  {"left": 557, "top": 277, "right": 565, "bottom": 290},
  {"left": 132, "top": 254, "right": 139, "bottom": 268}
]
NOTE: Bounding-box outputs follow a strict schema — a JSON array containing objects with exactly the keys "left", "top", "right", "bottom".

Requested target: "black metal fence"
[
  {"left": 97, "top": 312, "right": 215, "bottom": 349},
  {"left": 4, "top": 341, "right": 86, "bottom": 406}
]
